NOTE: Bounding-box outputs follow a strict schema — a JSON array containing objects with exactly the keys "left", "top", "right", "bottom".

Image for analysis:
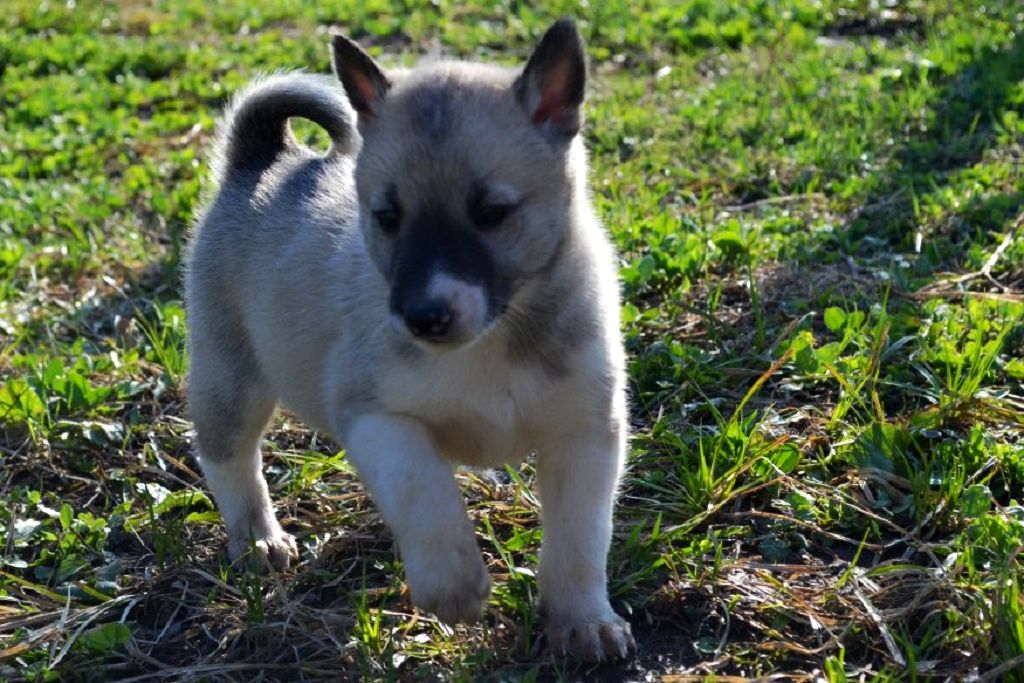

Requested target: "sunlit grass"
[{"left": 1, "top": 1, "right": 1022, "bottom": 680}]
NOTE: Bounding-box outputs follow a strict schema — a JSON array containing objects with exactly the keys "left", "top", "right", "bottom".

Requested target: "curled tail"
[{"left": 212, "top": 72, "right": 357, "bottom": 182}]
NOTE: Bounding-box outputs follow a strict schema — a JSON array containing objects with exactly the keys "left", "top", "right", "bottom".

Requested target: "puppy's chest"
[{"left": 377, "top": 353, "right": 548, "bottom": 465}]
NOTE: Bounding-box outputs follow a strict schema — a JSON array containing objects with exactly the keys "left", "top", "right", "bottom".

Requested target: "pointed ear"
[
  {"left": 514, "top": 18, "right": 587, "bottom": 141},
  {"left": 331, "top": 33, "right": 390, "bottom": 119}
]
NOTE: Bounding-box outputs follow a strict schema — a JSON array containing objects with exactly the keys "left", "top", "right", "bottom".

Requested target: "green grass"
[{"left": 2, "top": 0, "right": 1023, "bottom": 680}]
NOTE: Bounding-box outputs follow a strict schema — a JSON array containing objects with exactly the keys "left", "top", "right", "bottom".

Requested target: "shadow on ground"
[{"left": 842, "top": 32, "right": 1024, "bottom": 267}]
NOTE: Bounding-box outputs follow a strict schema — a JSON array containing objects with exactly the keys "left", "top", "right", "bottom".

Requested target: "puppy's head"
[{"left": 332, "top": 19, "right": 587, "bottom": 350}]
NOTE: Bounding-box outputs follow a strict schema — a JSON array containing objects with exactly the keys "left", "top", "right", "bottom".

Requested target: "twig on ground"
[{"left": 916, "top": 211, "right": 1024, "bottom": 296}]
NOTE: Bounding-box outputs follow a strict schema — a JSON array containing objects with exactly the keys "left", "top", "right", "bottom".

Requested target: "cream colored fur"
[{"left": 185, "top": 23, "right": 633, "bottom": 662}]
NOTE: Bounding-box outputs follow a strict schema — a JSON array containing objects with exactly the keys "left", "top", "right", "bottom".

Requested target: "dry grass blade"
[{"left": 916, "top": 211, "right": 1024, "bottom": 296}]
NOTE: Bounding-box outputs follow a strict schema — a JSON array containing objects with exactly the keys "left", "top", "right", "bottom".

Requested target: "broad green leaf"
[
  {"left": 83, "top": 623, "right": 132, "bottom": 652},
  {"left": 824, "top": 307, "right": 847, "bottom": 333}
]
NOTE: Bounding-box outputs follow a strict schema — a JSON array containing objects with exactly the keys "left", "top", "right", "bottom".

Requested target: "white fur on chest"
[
  {"left": 378, "top": 344, "right": 544, "bottom": 428},
  {"left": 376, "top": 342, "right": 548, "bottom": 466}
]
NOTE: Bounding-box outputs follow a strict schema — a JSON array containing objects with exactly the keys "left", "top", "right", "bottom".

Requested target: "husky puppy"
[{"left": 185, "top": 19, "right": 633, "bottom": 661}]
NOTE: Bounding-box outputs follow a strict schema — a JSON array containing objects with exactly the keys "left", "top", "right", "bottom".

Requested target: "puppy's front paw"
[
  {"left": 404, "top": 535, "right": 491, "bottom": 624},
  {"left": 228, "top": 523, "right": 298, "bottom": 571},
  {"left": 545, "top": 609, "right": 635, "bottom": 663}
]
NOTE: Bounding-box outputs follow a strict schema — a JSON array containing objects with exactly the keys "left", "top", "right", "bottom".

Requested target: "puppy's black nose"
[{"left": 404, "top": 301, "right": 452, "bottom": 339}]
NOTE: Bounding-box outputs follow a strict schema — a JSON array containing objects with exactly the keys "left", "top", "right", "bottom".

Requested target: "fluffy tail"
[{"left": 211, "top": 72, "right": 357, "bottom": 182}]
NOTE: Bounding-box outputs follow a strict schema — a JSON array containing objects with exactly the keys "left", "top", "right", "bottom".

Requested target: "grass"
[{"left": 1, "top": 0, "right": 1023, "bottom": 680}]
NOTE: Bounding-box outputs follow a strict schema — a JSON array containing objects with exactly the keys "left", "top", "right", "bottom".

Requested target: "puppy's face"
[{"left": 333, "top": 21, "right": 587, "bottom": 350}]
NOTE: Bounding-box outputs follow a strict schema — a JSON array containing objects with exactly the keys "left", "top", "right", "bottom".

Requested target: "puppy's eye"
[
  {"left": 473, "top": 203, "right": 514, "bottom": 229},
  {"left": 373, "top": 207, "right": 402, "bottom": 233}
]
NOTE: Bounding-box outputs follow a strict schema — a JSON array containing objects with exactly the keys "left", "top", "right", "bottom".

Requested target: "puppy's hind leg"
[{"left": 188, "top": 333, "right": 296, "bottom": 570}]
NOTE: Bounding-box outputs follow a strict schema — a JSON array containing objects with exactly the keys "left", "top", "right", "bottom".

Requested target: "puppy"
[{"left": 185, "top": 18, "right": 634, "bottom": 662}]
